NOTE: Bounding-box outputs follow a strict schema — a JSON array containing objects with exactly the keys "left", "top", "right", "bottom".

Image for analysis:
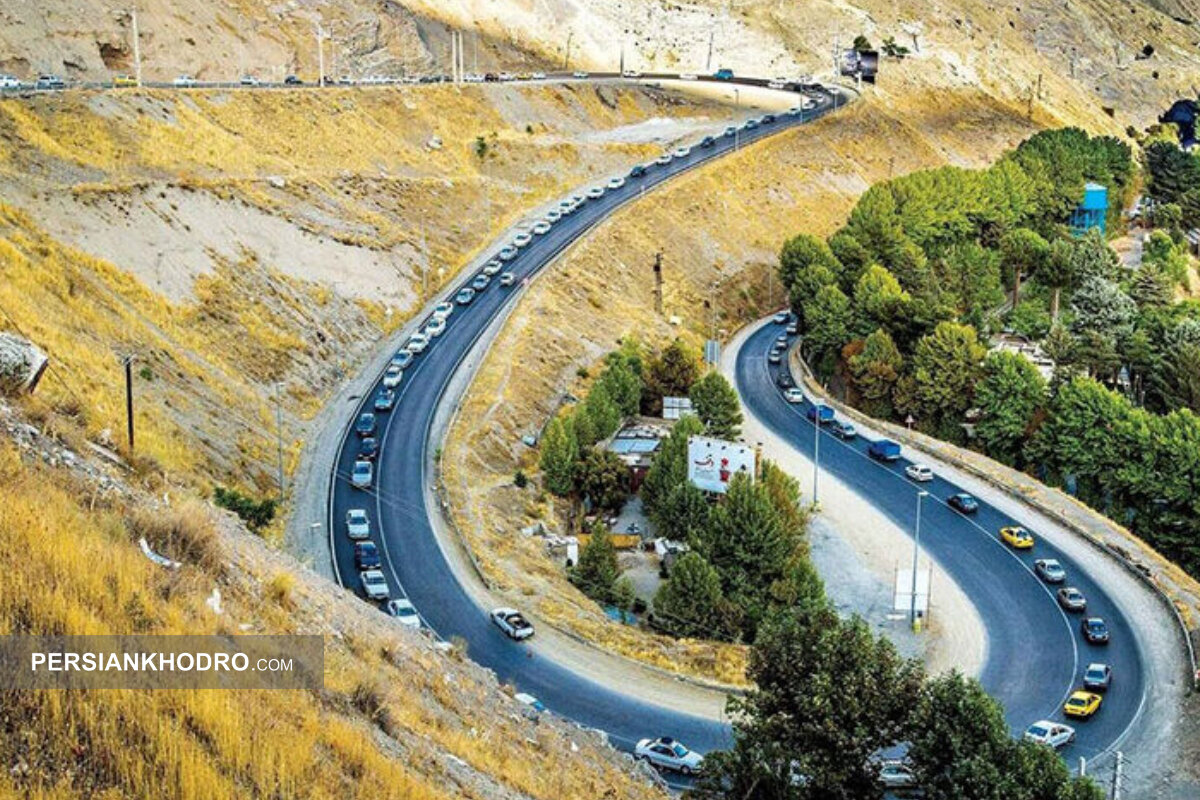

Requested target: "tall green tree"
[
  {"left": 910, "top": 322, "right": 986, "bottom": 434},
  {"left": 539, "top": 416, "right": 578, "bottom": 496},
  {"left": 641, "top": 414, "right": 705, "bottom": 523},
  {"left": 999, "top": 228, "right": 1049, "bottom": 308},
  {"left": 1143, "top": 139, "right": 1200, "bottom": 205},
  {"left": 643, "top": 339, "right": 700, "bottom": 415},
  {"left": 804, "top": 284, "right": 853, "bottom": 373},
  {"left": 653, "top": 552, "right": 732, "bottom": 640},
  {"left": 574, "top": 380, "right": 623, "bottom": 446},
  {"left": 573, "top": 448, "right": 628, "bottom": 514},
  {"left": 853, "top": 265, "right": 912, "bottom": 338},
  {"left": 596, "top": 350, "right": 644, "bottom": 416},
  {"left": 1042, "top": 238, "right": 1078, "bottom": 322},
  {"left": 1069, "top": 276, "right": 1136, "bottom": 340},
  {"left": 654, "top": 481, "right": 712, "bottom": 547},
  {"left": 690, "top": 371, "right": 744, "bottom": 439},
  {"left": 569, "top": 525, "right": 621, "bottom": 604},
  {"left": 974, "top": 351, "right": 1046, "bottom": 466},
  {"left": 779, "top": 233, "right": 842, "bottom": 325},
  {"left": 848, "top": 328, "right": 904, "bottom": 417}
]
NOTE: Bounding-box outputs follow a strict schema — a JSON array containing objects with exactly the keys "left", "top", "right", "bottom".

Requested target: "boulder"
[{"left": 0, "top": 333, "right": 49, "bottom": 395}]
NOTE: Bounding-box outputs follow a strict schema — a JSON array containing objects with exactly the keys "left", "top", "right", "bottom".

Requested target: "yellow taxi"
[
  {"left": 1063, "top": 690, "right": 1102, "bottom": 719},
  {"left": 1000, "top": 526, "right": 1035, "bottom": 549},
  {"left": 113, "top": 74, "right": 138, "bottom": 87}
]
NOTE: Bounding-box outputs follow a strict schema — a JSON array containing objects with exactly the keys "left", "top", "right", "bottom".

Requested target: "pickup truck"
[
  {"left": 868, "top": 439, "right": 902, "bottom": 462},
  {"left": 806, "top": 404, "right": 835, "bottom": 424}
]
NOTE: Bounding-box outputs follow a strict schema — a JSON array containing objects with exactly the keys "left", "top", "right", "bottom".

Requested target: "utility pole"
[
  {"left": 812, "top": 404, "right": 820, "bottom": 505},
  {"left": 1111, "top": 752, "right": 1124, "bottom": 800},
  {"left": 708, "top": 280, "right": 718, "bottom": 340},
  {"left": 420, "top": 225, "right": 430, "bottom": 299},
  {"left": 274, "top": 382, "right": 285, "bottom": 504},
  {"left": 123, "top": 355, "right": 135, "bottom": 453},
  {"left": 620, "top": 42, "right": 625, "bottom": 74},
  {"left": 459, "top": 32, "right": 466, "bottom": 82},
  {"left": 652, "top": 251, "right": 663, "bottom": 314},
  {"left": 316, "top": 27, "right": 327, "bottom": 87},
  {"left": 451, "top": 32, "right": 458, "bottom": 84},
  {"left": 910, "top": 490, "right": 928, "bottom": 626},
  {"left": 706, "top": 29, "right": 715, "bottom": 72},
  {"left": 131, "top": 8, "right": 142, "bottom": 88},
  {"left": 565, "top": 31, "right": 573, "bottom": 70}
]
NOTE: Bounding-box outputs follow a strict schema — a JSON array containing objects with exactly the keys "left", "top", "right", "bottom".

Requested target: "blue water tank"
[{"left": 1070, "top": 182, "right": 1108, "bottom": 235}]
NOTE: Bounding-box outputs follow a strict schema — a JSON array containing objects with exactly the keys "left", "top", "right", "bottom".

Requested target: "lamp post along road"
[{"left": 911, "top": 489, "right": 928, "bottom": 627}]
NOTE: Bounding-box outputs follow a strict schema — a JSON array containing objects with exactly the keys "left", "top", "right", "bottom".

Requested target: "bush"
[
  {"left": 126, "top": 501, "right": 224, "bottom": 574},
  {"left": 513, "top": 469, "right": 528, "bottom": 488},
  {"left": 213, "top": 486, "right": 276, "bottom": 532}
]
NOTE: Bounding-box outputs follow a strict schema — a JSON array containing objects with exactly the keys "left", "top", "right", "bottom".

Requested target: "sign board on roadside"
[
  {"left": 687, "top": 436, "right": 755, "bottom": 494},
  {"left": 894, "top": 567, "right": 931, "bottom": 615}
]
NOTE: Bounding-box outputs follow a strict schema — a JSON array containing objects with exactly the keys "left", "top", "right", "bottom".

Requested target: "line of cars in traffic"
[{"left": 769, "top": 313, "right": 1118, "bottom": 756}]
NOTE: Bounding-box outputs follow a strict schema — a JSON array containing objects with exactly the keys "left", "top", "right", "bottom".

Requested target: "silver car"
[
  {"left": 634, "top": 737, "right": 704, "bottom": 775},
  {"left": 360, "top": 569, "right": 389, "bottom": 600},
  {"left": 345, "top": 508, "right": 370, "bottom": 540},
  {"left": 351, "top": 460, "right": 373, "bottom": 490}
]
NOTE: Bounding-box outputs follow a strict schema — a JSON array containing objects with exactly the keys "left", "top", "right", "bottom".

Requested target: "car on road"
[
  {"left": 113, "top": 74, "right": 138, "bottom": 87},
  {"left": 700, "top": 135, "right": 716, "bottom": 148},
  {"left": 905, "top": 464, "right": 934, "bottom": 482},
  {"left": 868, "top": 439, "right": 902, "bottom": 462},
  {"left": 498, "top": 245, "right": 519, "bottom": 261},
  {"left": 513, "top": 232, "right": 533, "bottom": 247},
  {"left": 1084, "top": 662, "right": 1112, "bottom": 690},
  {"left": 384, "top": 598, "right": 421, "bottom": 628},
  {"left": 490, "top": 607, "right": 534, "bottom": 640},
  {"left": 573, "top": 70, "right": 590, "bottom": 78},
  {"left": 424, "top": 317, "right": 446, "bottom": 338},
  {"left": 345, "top": 508, "right": 371, "bottom": 540},
  {"left": 761, "top": 113, "right": 777, "bottom": 123},
  {"left": 1063, "top": 690, "right": 1102, "bottom": 719},
  {"left": 806, "top": 404, "right": 834, "bottom": 424},
  {"left": 383, "top": 364, "right": 404, "bottom": 388},
  {"left": 482, "top": 259, "right": 504, "bottom": 276},
  {"left": 784, "top": 388, "right": 805, "bottom": 404},
  {"left": 1035, "top": 558, "right": 1066, "bottom": 584},
  {"left": 621, "top": 69, "right": 643, "bottom": 78},
  {"left": 776, "top": 371, "right": 794, "bottom": 389},
  {"left": 354, "top": 540, "right": 381, "bottom": 570},
  {"left": 679, "top": 73, "right": 698, "bottom": 81},
  {"left": 830, "top": 420, "right": 857, "bottom": 439},
  {"left": 360, "top": 569, "right": 389, "bottom": 600},
  {"left": 1081, "top": 616, "right": 1110, "bottom": 644},
  {"left": 1057, "top": 586, "right": 1087, "bottom": 612},
  {"left": 772, "top": 311, "right": 789, "bottom": 324},
  {"left": 655, "top": 153, "right": 673, "bottom": 166},
  {"left": 607, "top": 176, "right": 626, "bottom": 190},
  {"left": 768, "top": 79, "right": 786, "bottom": 90},
  {"left": 532, "top": 220, "right": 552, "bottom": 234},
  {"left": 405, "top": 332, "right": 429, "bottom": 354},
  {"left": 284, "top": 74, "right": 303, "bottom": 85},
  {"left": 356, "top": 412, "right": 377, "bottom": 437},
  {"left": 629, "top": 164, "right": 647, "bottom": 179},
  {"left": 878, "top": 761, "right": 917, "bottom": 790},
  {"left": 672, "top": 146, "right": 691, "bottom": 158},
  {"left": 1024, "top": 720, "right": 1075, "bottom": 749},
  {"left": 471, "top": 274, "right": 491, "bottom": 291},
  {"left": 374, "top": 389, "right": 395, "bottom": 412},
  {"left": 713, "top": 68, "right": 734, "bottom": 80},
  {"left": 500, "top": 272, "right": 516, "bottom": 287},
  {"left": 239, "top": 75, "right": 261, "bottom": 87},
  {"left": 1000, "top": 526, "right": 1034, "bottom": 549},
  {"left": 634, "top": 737, "right": 704, "bottom": 775},
  {"left": 586, "top": 186, "right": 605, "bottom": 199},
  {"left": 433, "top": 301, "right": 454, "bottom": 319},
  {"left": 768, "top": 350, "right": 782, "bottom": 364},
  {"left": 455, "top": 287, "right": 476, "bottom": 305},
  {"left": 36, "top": 74, "right": 66, "bottom": 90},
  {"left": 0, "top": 74, "right": 20, "bottom": 89},
  {"left": 388, "top": 346, "right": 411, "bottom": 367},
  {"left": 358, "top": 436, "right": 378, "bottom": 461},
  {"left": 786, "top": 321, "right": 799, "bottom": 334},
  {"left": 743, "top": 118, "right": 759, "bottom": 130},
  {"left": 947, "top": 493, "right": 979, "bottom": 514},
  {"left": 350, "top": 460, "right": 373, "bottom": 490},
  {"left": 514, "top": 692, "right": 546, "bottom": 713}
]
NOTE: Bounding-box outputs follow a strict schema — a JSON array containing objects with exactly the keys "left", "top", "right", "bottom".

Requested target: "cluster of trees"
[
  {"left": 569, "top": 526, "right": 637, "bottom": 612},
  {"left": 697, "top": 602, "right": 1104, "bottom": 800},
  {"left": 1142, "top": 137, "right": 1200, "bottom": 230},
  {"left": 780, "top": 126, "right": 1200, "bottom": 579},
  {"left": 644, "top": 418, "right": 821, "bottom": 642}
]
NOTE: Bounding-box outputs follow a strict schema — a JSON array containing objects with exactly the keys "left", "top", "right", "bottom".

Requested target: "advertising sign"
[{"left": 687, "top": 436, "right": 755, "bottom": 494}]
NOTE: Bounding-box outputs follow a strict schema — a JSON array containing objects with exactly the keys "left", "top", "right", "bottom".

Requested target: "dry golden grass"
[
  {"left": 0, "top": 442, "right": 661, "bottom": 800},
  {"left": 441, "top": 91, "right": 1047, "bottom": 684}
]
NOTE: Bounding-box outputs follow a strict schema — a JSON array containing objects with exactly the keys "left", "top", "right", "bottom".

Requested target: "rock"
[
  {"left": 268, "top": 176, "right": 286, "bottom": 189},
  {"left": 0, "top": 333, "right": 49, "bottom": 395}
]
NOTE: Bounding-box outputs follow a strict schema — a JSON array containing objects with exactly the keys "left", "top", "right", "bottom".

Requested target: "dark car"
[
  {"left": 700, "top": 135, "right": 716, "bottom": 148},
  {"left": 868, "top": 439, "right": 901, "bottom": 461},
  {"left": 806, "top": 404, "right": 834, "bottom": 424},
  {"left": 484, "top": 73, "right": 499, "bottom": 82},
  {"left": 1081, "top": 617, "right": 1110, "bottom": 644},
  {"left": 284, "top": 75, "right": 303, "bottom": 85},
  {"left": 355, "top": 412, "right": 377, "bottom": 437},
  {"left": 630, "top": 164, "right": 647, "bottom": 178},
  {"left": 776, "top": 371, "right": 794, "bottom": 389},
  {"left": 374, "top": 389, "right": 396, "bottom": 412},
  {"left": 358, "top": 436, "right": 379, "bottom": 461},
  {"left": 354, "top": 541, "right": 381, "bottom": 570},
  {"left": 947, "top": 493, "right": 979, "bottom": 514},
  {"left": 761, "top": 113, "right": 777, "bottom": 123},
  {"left": 1057, "top": 586, "right": 1087, "bottom": 612}
]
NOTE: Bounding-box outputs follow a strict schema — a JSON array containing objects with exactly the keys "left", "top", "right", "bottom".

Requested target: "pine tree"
[
  {"left": 570, "top": 526, "right": 621, "bottom": 604},
  {"left": 641, "top": 414, "right": 705, "bottom": 522},
  {"left": 689, "top": 371, "right": 743, "bottom": 439},
  {"left": 653, "top": 552, "right": 729, "bottom": 640},
  {"left": 538, "top": 416, "right": 577, "bottom": 497},
  {"left": 975, "top": 351, "right": 1047, "bottom": 466}
]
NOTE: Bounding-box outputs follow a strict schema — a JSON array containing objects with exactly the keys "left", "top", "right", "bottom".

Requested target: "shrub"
[{"left": 213, "top": 486, "right": 276, "bottom": 532}]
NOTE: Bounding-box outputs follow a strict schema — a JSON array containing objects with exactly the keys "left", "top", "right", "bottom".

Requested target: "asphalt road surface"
[{"left": 734, "top": 320, "right": 1146, "bottom": 764}]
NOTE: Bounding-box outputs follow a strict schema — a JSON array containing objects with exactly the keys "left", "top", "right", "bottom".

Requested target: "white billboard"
[{"left": 687, "top": 436, "right": 755, "bottom": 494}]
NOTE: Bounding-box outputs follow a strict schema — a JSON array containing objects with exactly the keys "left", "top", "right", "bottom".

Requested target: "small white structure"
[{"left": 687, "top": 436, "right": 755, "bottom": 494}]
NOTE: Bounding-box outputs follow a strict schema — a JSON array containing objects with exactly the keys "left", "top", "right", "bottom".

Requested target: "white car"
[
  {"left": 586, "top": 186, "right": 605, "bottom": 199},
  {"left": 531, "top": 72, "right": 546, "bottom": 80},
  {"left": 424, "top": 317, "right": 446, "bottom": 337},
  {"left": 545, "top": 209, "right": 562, "bottom": 223},
  {"left": 768, "top": 78, "right": 787, "bottom": 89},
  {"left": 678, "top": 73, "right": 697, "bottom": 81},
  {"left": 360, "top": 569, "right": 389, "bottom": 600},
  {"left": 784, "top": 388, "right": 805, "bottom": 404},
  {"left": 0, "top": 74, "right": 20, "bottom": 89},
  {"left": 382, "top": 365, "right": 404, "bottom": 388},
  {"left": 172, "top": 75, "right": 196, "bottom": 88},
  {"left": 532, "top": 220, "right": 552, "bottom": 235},
  {"left": 433, "top": 301, "right": 454, "bottom": 320},
  {"left": 514, "top": 692, "right": 546, "bottom": 713},
  {"left": 482, "top": 259, "right": 503, "bottom": 276},
  {"left": 384, "top": 598, "right": 421, "bottom": 628},
  {"left": 239, "top": 75, "right": 260, "bottom": 86},
  {"left": 513, "top": 232, "right": 533, "bottom": 247},
  {"left": 490, "top": 607, "right": 534, "bottom": 640},
  {"left": 498, "top": 246, "right": 519, "bottom": 261},
  {"left": 655, "top": 154, "right": 672, "bottom": 166},
  {"left": 351, "top": 460, "right": 373, "bottom": 490},
  {"left": 606, "top": 176, "right": 626, "bottom": 190},
  {"left": 499, "top": 272, "right": 517, "bottom": 287},
  {"left": 345, "top": 508, "right": 370, "bottom": 540},
  {"left": 498, "top": 72, "right": 513, "bottom": 81},
  {"left": 1024, "top": 720, "right": 1076, "bottom": 749},
  {"left": 572, "top": 70, "right": 590, "bottom": 78},
  {"left": 672, "top": 146, "right": 691, "bottom": 158},
  {"left": 621, "top": 69, "right": 643, "bottom": 78},
  {"left": 905, "top": 464, "right": 934, "bottom": 482},
  {"left": 391, "top": 351, "right": 413, "bottom": 370},
  {"left": 634, "top": 737, "right": 704, "bottom": 775},
  {"left": 405, "top": 332, "right": 430, "bottom": 354}
]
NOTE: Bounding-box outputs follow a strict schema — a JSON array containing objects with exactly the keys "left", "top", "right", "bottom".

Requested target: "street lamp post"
[
  {"left": 910, "top": 490, "right": 928, "bottom": 626},
  {"left": 812, "top": 402, "right": 820, "bottom": 505}
]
